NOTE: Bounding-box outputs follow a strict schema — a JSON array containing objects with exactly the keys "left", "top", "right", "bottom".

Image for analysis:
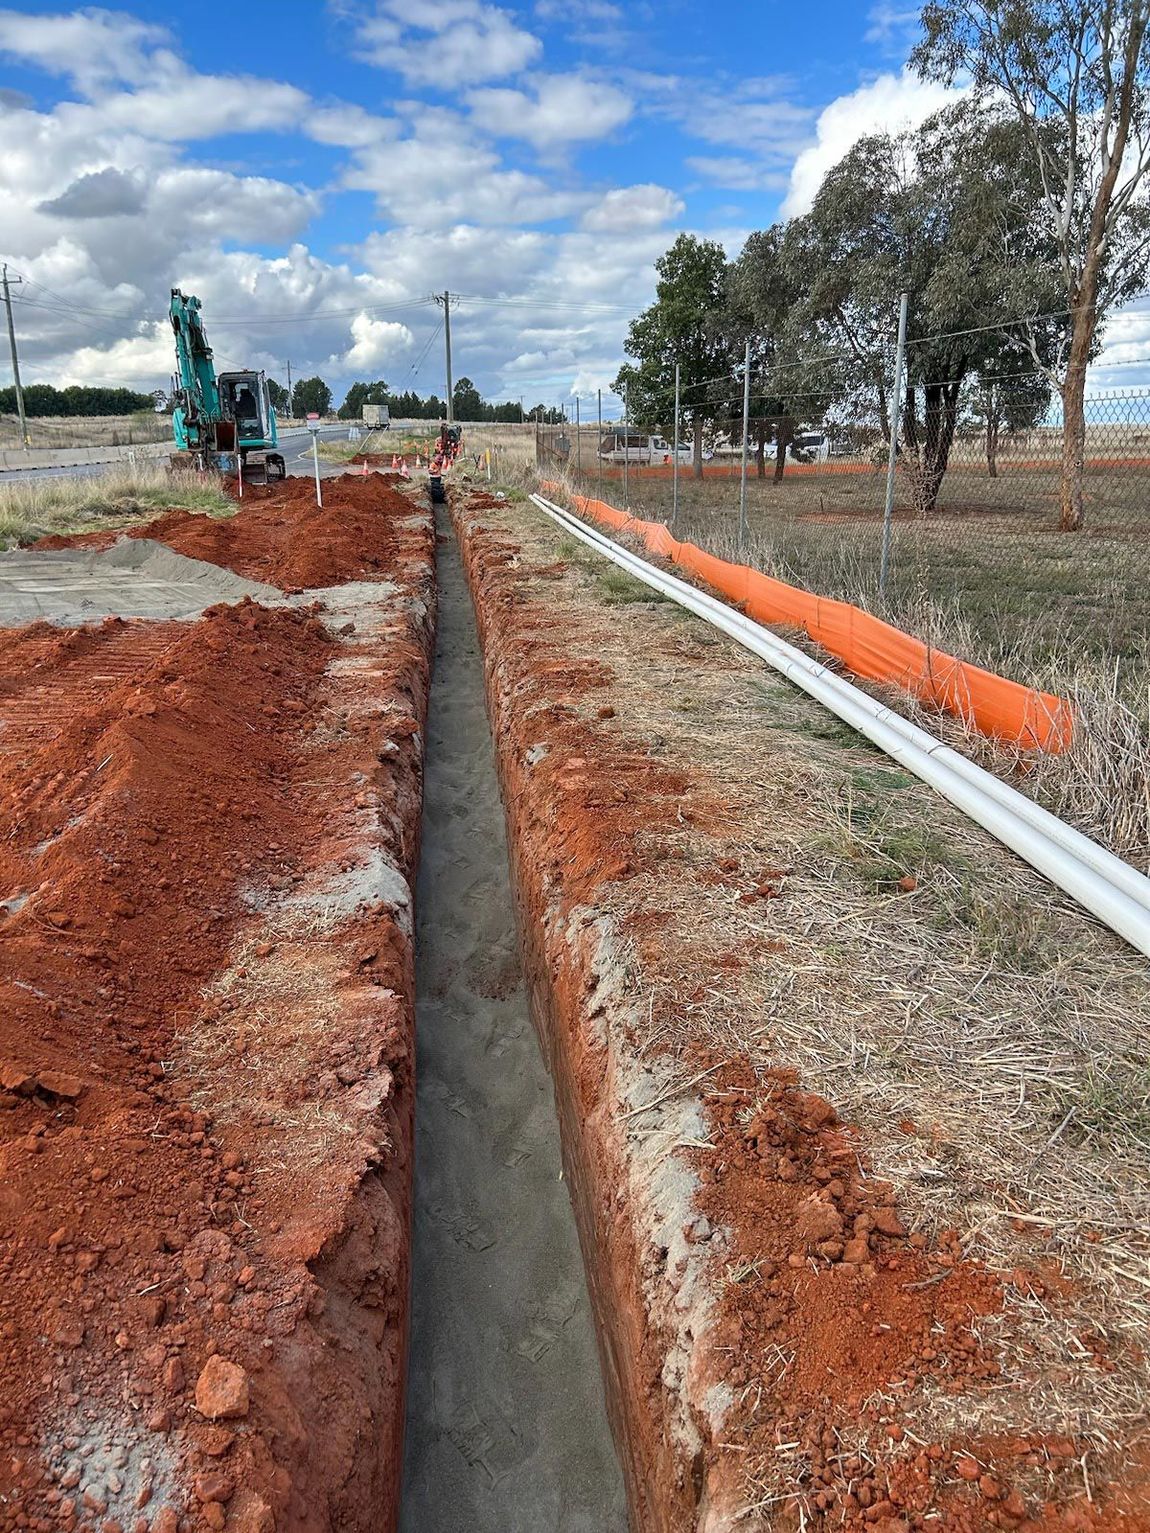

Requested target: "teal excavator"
[{"left": 169, "top": 288, "right": 285, "bottom": 481}]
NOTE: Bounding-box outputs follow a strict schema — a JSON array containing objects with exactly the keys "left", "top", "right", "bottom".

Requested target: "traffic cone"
[
  {"left": 392, "top": 453, "right": 399, "bottom": 469},
  {"left": 362, "top": 457, "right": 369, "bottom": 476}
]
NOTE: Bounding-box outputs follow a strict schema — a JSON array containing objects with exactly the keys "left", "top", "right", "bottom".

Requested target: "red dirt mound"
[
  {"left": 0, "top": 484, "right": 435, "bottom": 1531},
  {"left": 38, "top": 472, "right": 420, "bottom": 590}
]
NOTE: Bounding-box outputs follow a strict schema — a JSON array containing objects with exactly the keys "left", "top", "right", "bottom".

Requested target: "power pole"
[
  {"left": 435, "top": 291, "right": 454, "bottom": 422},
  {"left": 2, "top": 265, "right": 29, "bottom": 449},
  {"left": 285, "top": 360, "right": 293, "bottom": 410}
]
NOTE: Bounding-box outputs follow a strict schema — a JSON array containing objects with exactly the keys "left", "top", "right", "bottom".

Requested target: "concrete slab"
[{"left": 0, "top": 537, "right": 283, "bottom": 625}]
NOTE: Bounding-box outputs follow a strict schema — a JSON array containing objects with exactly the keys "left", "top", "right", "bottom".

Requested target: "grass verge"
[{"left": 0, "top": 463, "right": 235, "bottom": 547}]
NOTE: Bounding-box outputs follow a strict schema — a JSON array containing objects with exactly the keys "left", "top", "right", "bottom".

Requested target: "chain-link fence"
[{"left": 539, "top": 384, "right": 1150, "bottom": 687}]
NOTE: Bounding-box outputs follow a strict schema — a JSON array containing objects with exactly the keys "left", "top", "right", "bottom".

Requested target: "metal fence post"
[
  {"left": 739, "top": 338, "right": 751, "bottom": 552},
  {"left": 623, "top": 385, "right": 629, "bottom": 515},
  {"left": 597, "top": 388, "right": 602, "bottom": 504},
  {"left": 672, "top": 361, "right": 680, "bottom": 532},
  {"left": 880, "top": 291, "right": 909, "bottom": 597}
]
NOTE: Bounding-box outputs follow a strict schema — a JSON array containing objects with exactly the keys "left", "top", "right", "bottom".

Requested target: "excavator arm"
[{"left": 170, "top": 288, "right": 220, "bottom": 451}]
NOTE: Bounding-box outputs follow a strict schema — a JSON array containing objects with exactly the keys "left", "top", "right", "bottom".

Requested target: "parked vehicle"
[
  {"left": 785, "top": 431, "right": 830, "bottom": 464},
  {"left": 598, "top": 431, "right": 689, "bottom": 464},
  {"left": 363, "top": 403, "right": 391, "bottom": 429}
]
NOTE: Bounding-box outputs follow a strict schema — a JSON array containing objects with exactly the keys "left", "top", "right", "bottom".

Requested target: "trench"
[{"left": 399, "top": 507, "right": 628, "bottom": 1531}]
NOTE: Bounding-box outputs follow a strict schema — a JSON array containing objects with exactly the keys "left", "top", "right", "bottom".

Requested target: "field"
[
  {"left": 0, "top": 411, "right": 171, "bottom": 450},
  {"left": 549, "top": 449, "right": 1150, "bottom": 869}
]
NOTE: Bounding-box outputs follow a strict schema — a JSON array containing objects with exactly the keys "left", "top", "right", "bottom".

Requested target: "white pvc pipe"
[{"left": 530, "top": 493, "right": 1150, "bottom": 960}]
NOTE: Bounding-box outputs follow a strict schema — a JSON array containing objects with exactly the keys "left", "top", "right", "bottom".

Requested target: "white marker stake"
[{"left": 307, "top": 412, "right": 322, "bottom": 507}]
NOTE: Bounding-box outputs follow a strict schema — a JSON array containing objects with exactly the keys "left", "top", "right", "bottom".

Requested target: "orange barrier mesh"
[{"left": 549, "top": 487, "right": 1073, "bottom": 752}]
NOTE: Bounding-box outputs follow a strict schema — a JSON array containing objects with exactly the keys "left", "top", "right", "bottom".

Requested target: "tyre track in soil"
[{"left": 399, "top": 505, "right": 627, "bottom": 1532}]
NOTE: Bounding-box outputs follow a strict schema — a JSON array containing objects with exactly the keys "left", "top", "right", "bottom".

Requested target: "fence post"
[
  {"left": 672, "top": 361, "right": 680, "bottom": 532},
  {"left": 597, "top": 388, "right": 602, "bottom": 504},
  {"left": 739, "top": 338, "right": 751, "bottom": 552},
  {"left": 880, "top": 290, "right": 909, "bottom": 597},
  {"left": 623, "top": 385, "right": 629, "bottom": 515},
  {"left": 575, "top": 395, "right": 581, "bottom": 477}
]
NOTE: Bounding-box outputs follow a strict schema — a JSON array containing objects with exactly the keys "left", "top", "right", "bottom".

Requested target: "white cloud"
[
  {"left": 330, "top": 313, "right": 415, "bottom": 371},
  {"left": 0, "top": 6, "right": 172, "bottom": 90},
  {"left": 685, "top": 156, "right": 789, "bottom": 193},
  {"left": 352, "top": 0, "right": 542, "bottom": 88},
  {"left": 341, "top": 109, "right": 588, "bottom": 226},
  {"left": 467, "top": 74, "right": 632, "bottom": 148},
  {"left": 581, "top": 185, "right": 683, "bottom": 233},
  {"left": 783, "top": 69, "right": 966, "bottom": 217},
  {"left": 864, "top": 3, "right": 921, "bottom": 50}
]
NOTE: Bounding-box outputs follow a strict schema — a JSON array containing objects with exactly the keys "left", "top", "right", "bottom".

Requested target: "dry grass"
[
  {"left": 483, "top": 492, "right": 1150, "bottom": 1515},
  {"left": 0, "top": 411, "right": 171, "bottom": 450},
  {"left": 541, "top": 464, "right": 1149, "bottom": 870},
  {"left": 0, "top": 462, "right": 234, "bottom": 547}
]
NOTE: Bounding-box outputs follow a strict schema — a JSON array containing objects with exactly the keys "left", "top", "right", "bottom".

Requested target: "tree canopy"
[
  {"left": 291, "top": 376, "right": 333, "bottom": 417},
  {"left": 913, "top": 0, "right": 1150, "bottom": 526},
  {"left": 614, "top": 234, "right": 737, "bottom": 476}
]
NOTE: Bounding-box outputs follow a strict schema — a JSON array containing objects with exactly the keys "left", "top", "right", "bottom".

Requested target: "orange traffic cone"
[
  {"left": 392, "top": 453, "right": 399, "bottom": 469},
  {"left": 362, "top": 457, "right": 369, "bottom": 476}
]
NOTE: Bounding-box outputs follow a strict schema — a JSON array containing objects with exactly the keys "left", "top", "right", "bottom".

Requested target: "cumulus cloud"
[
  {"left": 350, "top": 0, "right": 542, "bottom": 88},
  {"left": 783, "top": 69, "right": 965, "bottom": 217},
  {"left": 467, "top": 74, "right": 632, "bottom": 148},
  {"left": 341, "top": 109, "right": 589, "bottom": 226},
  {"left": 581, "top": 185, "right": 684, "bottom": 233},
  {"left": 38, "top": 167, "right": 147, "bottom": 219},
  {"left": 330, "top": 313, "right": 415, "bottom": 371},
  {"left": 0, "top": 6, "right": 173, "bottom": 90}
]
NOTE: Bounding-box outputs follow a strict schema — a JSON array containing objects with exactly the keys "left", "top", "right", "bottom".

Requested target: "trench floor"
[{"left": 399, "top": 508, "right": 627, "bottom": 1531}]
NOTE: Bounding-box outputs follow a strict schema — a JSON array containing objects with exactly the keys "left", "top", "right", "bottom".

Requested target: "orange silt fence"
[{"left": 551, "top": 488, "right": 1073, "bottom": 752}]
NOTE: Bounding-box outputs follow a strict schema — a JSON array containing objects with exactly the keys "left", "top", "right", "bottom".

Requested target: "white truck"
[{"left": 363, "top": 403, "right": 391, "bottom": 429}]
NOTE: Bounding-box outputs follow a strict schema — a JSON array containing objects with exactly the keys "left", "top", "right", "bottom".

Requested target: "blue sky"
[{"left": 1, "top": 1, "right": 1144, "bottom": 409}]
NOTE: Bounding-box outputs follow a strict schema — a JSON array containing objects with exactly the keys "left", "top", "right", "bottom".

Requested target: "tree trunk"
[
  {"left": 1059, "top": 349, "right": 1090, "bottom": 531},
  {"left": 692, "top": 415, "right": 704, "bottom": 480},
  {"left": 904, "top": 380, "right": 962, "bottom": 516},
  {"left": 986, "top": 414, "right": 998, "bottom": 478},
  {"left": 755, "top": 420, "right": 766, "bottom": 479},
  {"left": 773, "top": 415, "right": 793, "bottom": 484}
]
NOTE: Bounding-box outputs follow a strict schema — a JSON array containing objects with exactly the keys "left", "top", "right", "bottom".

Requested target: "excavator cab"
[{"left": 217, "top": 372, "right": 285, "bottom": 483}]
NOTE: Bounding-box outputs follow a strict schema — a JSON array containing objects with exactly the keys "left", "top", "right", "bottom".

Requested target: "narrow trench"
[{"left": 399, "top": 508, "right": 628, "bottom": 1531}]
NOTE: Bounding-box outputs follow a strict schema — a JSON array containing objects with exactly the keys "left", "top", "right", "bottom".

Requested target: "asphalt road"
[{"left": 0, "top": 424, "right": 355, "bottom": 483}]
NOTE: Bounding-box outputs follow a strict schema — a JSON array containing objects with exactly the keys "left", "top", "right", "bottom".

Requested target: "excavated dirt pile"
[
  {"left": 0, "top": 475, "right": 434, "bottom": 1533},
  {"left": 36, "top": 475, "right": 409, "bottom": 592},
  {"left": 453, "top": 489, "right": 1150, "bottom": 1533}
]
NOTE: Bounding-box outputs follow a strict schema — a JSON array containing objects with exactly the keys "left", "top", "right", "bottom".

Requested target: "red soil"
[
  {"left": 37, "top": 472, "right": 420, "bottom": 591},
  {"left": 0, "top": 478, "right": 434, "bottom": 1532},
  {"left": 453, "top": 489, "right": 1149, "bottom": 1533}
]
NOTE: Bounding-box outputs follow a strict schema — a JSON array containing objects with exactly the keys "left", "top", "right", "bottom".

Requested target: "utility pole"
[
  {"left": 575, "top": 395, "right": 581, "bottom": 477},
  {"left": 285, "top": 360, "right": 292, "bottom": 404},
  {"left": 435, "top": 291, "right": 454, "bottom": 423},
  {"left": 2, "top": 265, "right": 29, "bottom": 449}
]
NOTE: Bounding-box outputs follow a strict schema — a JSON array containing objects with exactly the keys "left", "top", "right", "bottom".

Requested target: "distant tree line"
[
  {"left": 261, "top": 373, "right": 558, "bottom": 424},
  {"left": 0, "top": 383, "right": 157, "bottom": 416}
]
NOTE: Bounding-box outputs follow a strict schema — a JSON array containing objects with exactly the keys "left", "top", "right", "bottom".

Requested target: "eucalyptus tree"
[{"left": 914, "top": 0, "right": 1150, "bottom": 528}]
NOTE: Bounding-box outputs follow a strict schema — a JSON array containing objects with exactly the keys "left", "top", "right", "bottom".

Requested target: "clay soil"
[
  {"left": 453, "top": 486, "right": 1150, "bottom": 1533},
  {"left": 0, "top": 475, "right": 434, "bottom": 1533}
]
